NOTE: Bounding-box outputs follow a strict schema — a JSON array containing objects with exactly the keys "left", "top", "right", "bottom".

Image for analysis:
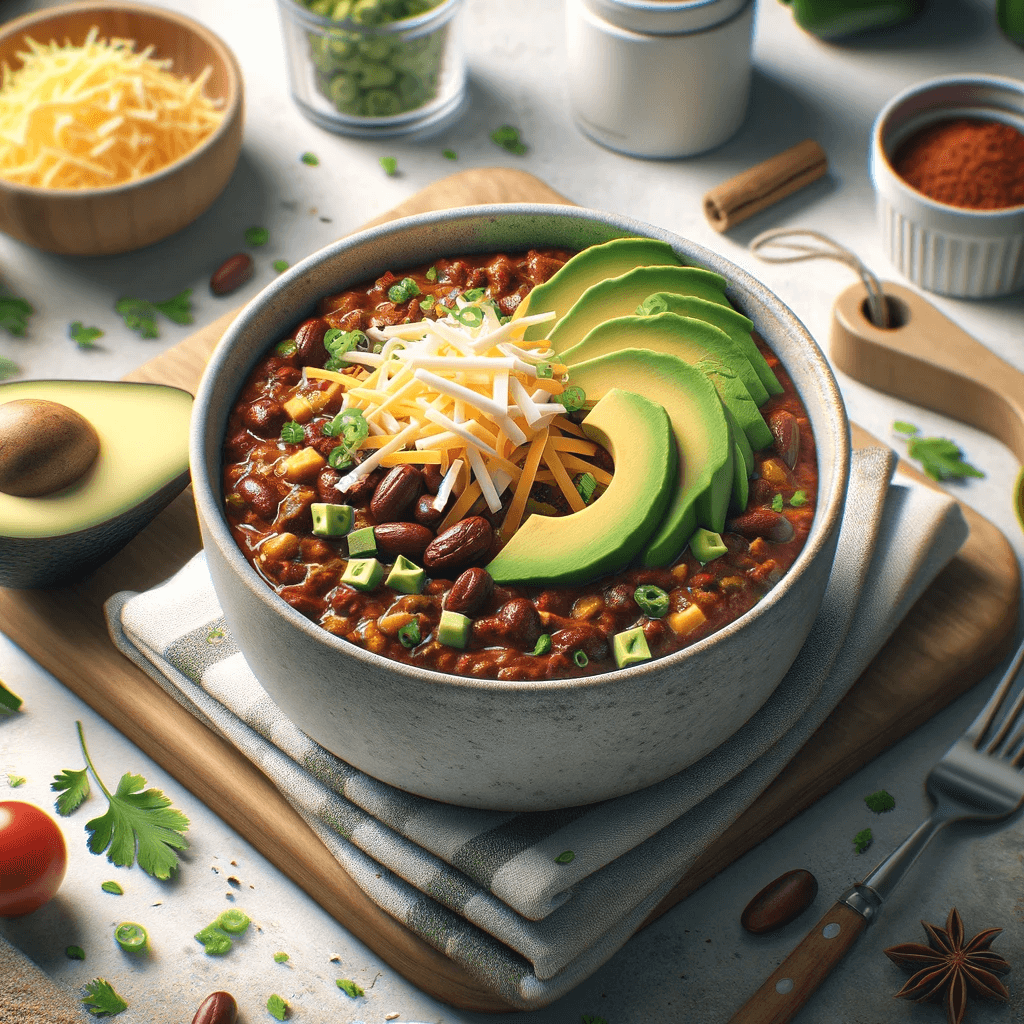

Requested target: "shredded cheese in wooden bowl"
[
  {"left": 293, "top": 294, "right": 611, "bottom": 542},
  {"left": 0, "top": 26, "right": 224, "bottom": 190}
]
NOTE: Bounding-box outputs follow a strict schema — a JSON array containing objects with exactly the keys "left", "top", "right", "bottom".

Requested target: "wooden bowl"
[{"left": 0, "top": 1, "right": 244, "bottom": 256}]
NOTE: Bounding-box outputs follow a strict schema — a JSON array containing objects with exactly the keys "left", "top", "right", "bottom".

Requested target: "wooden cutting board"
[{"left": 0, "top": 168, "right": 1018, "bottom": 1012}]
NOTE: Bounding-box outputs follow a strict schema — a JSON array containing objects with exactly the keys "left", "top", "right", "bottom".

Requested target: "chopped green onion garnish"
[
  {"left": 454, "top": 306, "right": 484, "bottom": 328},
  {"left": 114, "top": 922, "right": 147, "bottom": 953},
  {"left": 462, "top": 287, "right": 485, "bottom": 301},
  {"left": 336, "top": 978, "right": 364, "bottom": 997},
  {"left": 328, "top": 445, "right": 354, "bottom": 470},
  {"left": 573, "top": 650, "right": 589, "bottom": 668},
  {"left": 398, "top": 619, "right": 422, "bottom": 649},
  {"left": 280, "top": 421, "right": 305, "bottom": 444},
  {"left": 634, "top": 585, "right": 669, "bottom": 618},
  {"left": 558, "top": 385, "right": 586, "bottom": 412},
  {"left": 380, "top": 155, "right": 398, "bottom": 176},
  {"left": 420, "top": 294, "right": 435, "bottom": 310},
  {"left": 272, "top": 259, "right": 290, "bottom": 273},
  {"left": 274, "top": 951, "right": 289, "bottom": 963},
  {"left": 300, "top": 151, "right": 319, "bottom": 165},
  {"left": 790, "top": 490, "right": 808, "bottom": 507},
  {"left": 554, "top": 849, "right": 575, "bottom": 864},
  {"left": 771, "top": 493, "right": 784, "bottom": 512},
  {"left": 531, "top": 634, "right": 551, "bottom": 656},
  {"left": 274, "top": 338, "right": 297, "bottom": 357},
  {"left": 388, "top": 277, "right": 420, "bottom": 303},
  {"left": 426, "top": 266, "right": 438, "bottom": 282},
  {"left": 216, "top": 909, "right": 251, "bottom": 934},
  {"left": 535, "top": 362, "right": 553, "bottom": 379},
  {"left": 244, "top": 226, "right": 269, "bottom": 247},
  {"left": 490, "top": 124, "right": 528, "bottom": 155},
  {"left": 443, "top": 148, "right": 457, "bottom": 160}
]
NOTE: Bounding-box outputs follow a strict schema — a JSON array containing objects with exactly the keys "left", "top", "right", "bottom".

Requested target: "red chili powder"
[{"left": 892, "top": 117, "right": 1024, "bottom": 210}]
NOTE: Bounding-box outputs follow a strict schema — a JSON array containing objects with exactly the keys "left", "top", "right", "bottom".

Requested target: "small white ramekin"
[{"left": 869, "top": 73, "right": 1024, "bottom": 298}]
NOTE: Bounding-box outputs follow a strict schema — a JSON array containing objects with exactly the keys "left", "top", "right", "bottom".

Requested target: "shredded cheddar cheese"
[
  {"left": 0, "top": 27, "right": 224, "bottom": 189},
  {"left": 291, "top": 295, "right": 611, "bottom": 540}
]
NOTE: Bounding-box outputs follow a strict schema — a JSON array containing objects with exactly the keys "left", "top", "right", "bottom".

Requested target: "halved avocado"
[
  {"left": 561, "top": 313, "right": 774, "bottom": 451},
  {"left": 546, "top": 267, "right": 729, "bottom": 353},
  {"left": 638, "top": 292, "right": 784, "bottom": 398},
  {"left": 485, "top": 389, "right": 677, "bottom": 587},
  {"left": 516, "top": 237, "right": 684, "bottom": 338},
  {"left": 566, "top": 350, "right": 735, "bottom": 567},
  {"left": 0, "top": 380, "right": 193, "bottom": 588}
]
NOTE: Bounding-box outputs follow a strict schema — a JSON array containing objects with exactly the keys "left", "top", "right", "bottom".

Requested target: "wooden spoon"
[{"left": 830, "top": 279, "right": 1024, "bottom": 527}]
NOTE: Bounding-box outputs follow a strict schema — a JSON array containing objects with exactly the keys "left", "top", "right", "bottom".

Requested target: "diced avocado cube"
[
  {"left": 690, "top": 527, "right": 727, "bottom": 564},
  {"left": 311, "top": 502, "right": 354, "bottom": 537},
  {"left": 437, "top": 609, "right": 471, "bottom": 649},
  {"left": 613, "top": 626, "right": 652, "bottom": 669},
  {"left": 386, "top": 555, "right": 426, "bottom": 594},
  {"left": 341, "top": 557, "right": 384, "bottom": 591},
  {"left": 347, "top": 525, "right": 377, "bottom": 557}
]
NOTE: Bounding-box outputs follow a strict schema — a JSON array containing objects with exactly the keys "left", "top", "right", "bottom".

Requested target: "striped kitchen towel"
[{"left": 105, "top": 447, "right": 967, "bottom": 1009}]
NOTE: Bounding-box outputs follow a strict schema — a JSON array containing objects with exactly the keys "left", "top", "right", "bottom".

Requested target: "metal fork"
[{"left": 728, "top": 639, "right": 1024, "bottom": 1024}]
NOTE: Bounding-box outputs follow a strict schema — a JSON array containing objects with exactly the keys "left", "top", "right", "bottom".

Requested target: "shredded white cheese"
[{"left": 0, "top": 27, "right": 224, "bottom": 189}]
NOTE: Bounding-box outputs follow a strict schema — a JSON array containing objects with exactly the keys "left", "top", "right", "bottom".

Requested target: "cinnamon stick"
[{"left": 703, "top": 140, "right": 828, "bottom": 232}]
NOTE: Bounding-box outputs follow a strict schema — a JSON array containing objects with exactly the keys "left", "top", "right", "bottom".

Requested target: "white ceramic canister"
[{"left": 566, "top": 0, "right": 755, "bottom": 158}]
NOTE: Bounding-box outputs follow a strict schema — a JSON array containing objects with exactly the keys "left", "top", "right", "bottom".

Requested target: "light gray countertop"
[{"left": 2, "top": 1, "right": 1024, "bottom": 1022}]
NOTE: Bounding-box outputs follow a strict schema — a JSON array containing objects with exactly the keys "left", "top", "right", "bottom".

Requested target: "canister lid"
[{"left": 584, "top": 0, "right": 750, "bottom": 34}]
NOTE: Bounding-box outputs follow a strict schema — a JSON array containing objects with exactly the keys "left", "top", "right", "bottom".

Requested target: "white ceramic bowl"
[
  {"left": 190, "top": 205, "right": 850, "bottom": 810},
  {"left": 870, "top": 73, "right": 1024, "bottom": 298}
]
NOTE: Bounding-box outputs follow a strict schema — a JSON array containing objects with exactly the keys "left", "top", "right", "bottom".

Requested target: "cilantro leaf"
[
  {"left": 272, "top": 259, "right": 290, "bottom": 273},
  {"left": 336, "top": 978, "right": 364, "bottom": 997},
  {"left": 893, "top": 420, "right": 919, "bottom": 436},
  {"left": 66, "top": 945, "right": 86, "bottom": 960},
  {"left": 554, "top": 849, "right": 575, "bottom": 864},
  {"left": 490, "top": 125, "right": 528, "bottom": 155},
  {"left": 267, "top": 993, "right": 289, "bottom": 1020},
  {"left": 0, "top": 296, "right": 33, "bottom": 336},
  {"left": 70, "top": 322, "right": 104, "bottom": 349},
  {"left": 865, "top": 789, "right": 896, "bottom": 813},
  {"left": 380, "top": 155, "right": 398, "bottom": 176},
  {"left": 274, "top": 951, "right": 289, "bottom": 963},
  {"left": 52, "top": 766, "right": 91, "bottom": 816},
  {"left": 115, "top": 298, "right": 159, "bottom": 338},
  {"left": 0, "top": 679, "right": 22, "bottom": 712},
  {"left": 75, "top": 722, "right": 189, "bottom": 879},
  {"left": 771, "top": 493, "right": 784, "bottom": 512},
  {"left": 82, "top": 978, "right": 128, "bottom": 1016},
  {"left": 100, "top": 880, "right": 123, "bottom": 895},
  {"left": 195, "top": 924, "right": 233, "bottom": 956},
  {"left": 7, "top": 774, "right": 25, "bottom": 787},
  {"left": 280, "top": 421, "right": 304, "bottom": 443},
  {"left": 906, "top": 435, "right": 984, "bottom": 482},
  {"left": 0, "top": 356, "right": 21, "bottom": 381},
  {"left": 853, "top": 827, "right": 873, "bottom": 854},
  {"left": 152, "top": 289, "right": 194, "bottom": 326},
  {"left": 300, "top": 151, "right": 319, "bottom": 165},
  {"left": 790, "top": 490, "right": 808, "bottom": 507},
  {"left": 443, "top": 148, "right": 457, "bottom": 160}
]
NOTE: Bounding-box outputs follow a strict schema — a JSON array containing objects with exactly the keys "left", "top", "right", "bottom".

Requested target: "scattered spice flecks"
[{"left": 884, "top": 907, "right": 1011, "bottom": 1024}]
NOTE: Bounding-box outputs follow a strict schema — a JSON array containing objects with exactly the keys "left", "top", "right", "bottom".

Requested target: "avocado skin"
[
  {"left": 0, "top": 469, "right": 189, "bottom": 588},
  {"left": 485, "top": 389, "right": 677, "bottom": 587},
  {"left": 519, "top": 237, "right": 684, "bottom": 340}
]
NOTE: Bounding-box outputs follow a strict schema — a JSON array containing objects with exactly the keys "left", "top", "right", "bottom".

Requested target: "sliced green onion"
[
  {"left": 531, "top": 634, "right": 551, "bottom": 656},
  {"left": 216, "top": 909, "right": 251, "bottom": 934},
  {"left": 114, "top": 922, "right": 148, "bottom": 952},
  {"left": 398, "top": 620, "right": 421, "bottom": 648},
  {"left": 274, "top": 339, "right": 297, "bottom": 357},
  {"left": 327, "top": 445, "right": 354, "bottom": 470},
  {"left": 373, "top": 342, "right": 384, "bottom": 354},
  {"left": 573, "top": 650, "right": 589, "bottom": 668},
  {"left": 535, "top": 362, "right": 553, "bottom": 379},
  {"left": 380, "top": 155, "right": 398, "bottom": 176},
  {"left": 426, "top": 266, "right": 438, "bottom": 282},
  {"left": 790, "top": 490, "right": 809, "bottom": 507},
  {"left": 454, "top": 307, "right": 484, "bottom": 328},
  {"left": 554, "top": 849, "right": 574, "bottom": 864},
  {"left": 558, "top": 385, "right": 586, "bottom": 412},
  {"left": 462, "top": 287, "right": 485, "bottom": 301},
  {"left": 634, "top": 585, "right": 669, "bottom": 618},
  {"left": 420, "top": 294, "right": 436, "bottom": 310}
]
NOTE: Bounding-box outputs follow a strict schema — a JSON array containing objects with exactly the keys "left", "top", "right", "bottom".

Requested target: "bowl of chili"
[
  {"left": 870, "top": 73, "right": 1024, "bottom": 298},
  {"left": 190, "top": 205, "right": 850, "bottom": 810}
]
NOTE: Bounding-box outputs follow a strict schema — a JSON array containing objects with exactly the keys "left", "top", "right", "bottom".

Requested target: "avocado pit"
[{"left": 0, "top": 398, "right": 100, "bottom": 497}]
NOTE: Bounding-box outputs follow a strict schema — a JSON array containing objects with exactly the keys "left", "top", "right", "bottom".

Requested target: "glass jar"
[{"left": 277, "top": 0, "right": 467, "bottom": 138}]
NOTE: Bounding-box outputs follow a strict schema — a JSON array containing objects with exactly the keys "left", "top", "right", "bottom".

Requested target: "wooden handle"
[
  {"left": 728, "top": 902, "right": 867, "bottom": 1024},
  {"left": 830, "top": 280, "right": 1024, "bottom": 463}
]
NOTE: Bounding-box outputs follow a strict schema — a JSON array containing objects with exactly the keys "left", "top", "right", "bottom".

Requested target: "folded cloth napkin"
[{"left": 105, "top": 446, "right": 967, "bottom": 1010}]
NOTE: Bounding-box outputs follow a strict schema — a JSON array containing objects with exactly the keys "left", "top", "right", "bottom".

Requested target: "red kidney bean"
[
  {"left": 237, "top": 475, "right": 278, "bottom": 519},
  {"left": 343, "top": 467, "right": 385, "bottom": 506},
  {"left": 421, "top": 463, "right": 443, "bottom": 495},
  {"left": 316, "top": 467, "right": 342, "bottom": 502},
  {"left": 727, "top": 509, "right": 795, "bottom": 544},
  {"left": 370, "top": 465, "right": 423, "bottom": 522},
  {"left": 444, "top": 567, "right": 494, "bottom": 616},
  {"left": 294, "top": 317, "right": 331, "bottom": 365},
  {"left": 741, "top": 869, "right": 818, "bottom": 934},
  {"left": 210, "top": 253, "right": 254, "bottom": 296},
  {"left": 423, "top": 517, "right": 492, "bottom": 573},
  {"left": 374, "top": 522, "right": 434, "bottom": 559},
  {"left": 768, "top": 410, "right": 801, "bottom": 469},
  {"left": 192, "top": 991, "right": 238, "bottom": 1024},
  {"left": 413, "top": 493, "right": 446, "bottom": 529},
  {"left": 242, "top": 397, "right": 286, "bottom": 436}
]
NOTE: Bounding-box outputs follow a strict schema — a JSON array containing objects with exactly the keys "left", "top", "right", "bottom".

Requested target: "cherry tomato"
[{"left": 0, "top": 801, "right": 68, "bottom": 916}]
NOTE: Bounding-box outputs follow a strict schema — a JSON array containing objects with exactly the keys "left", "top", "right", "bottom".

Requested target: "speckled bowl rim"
[
  {"left": 0, "top": 0, "right": 243, "bottom": 199},
  {"left": 191, "top": 204, "right": 850, "bottom": 698},
  {"left": 871, "top": 72, "right": 1024, "bottom": 220}
]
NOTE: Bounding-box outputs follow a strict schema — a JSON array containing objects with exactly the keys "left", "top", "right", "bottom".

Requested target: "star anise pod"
[{"left": 884, "top": 907, "right": 1011, "bottom": 1024}]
